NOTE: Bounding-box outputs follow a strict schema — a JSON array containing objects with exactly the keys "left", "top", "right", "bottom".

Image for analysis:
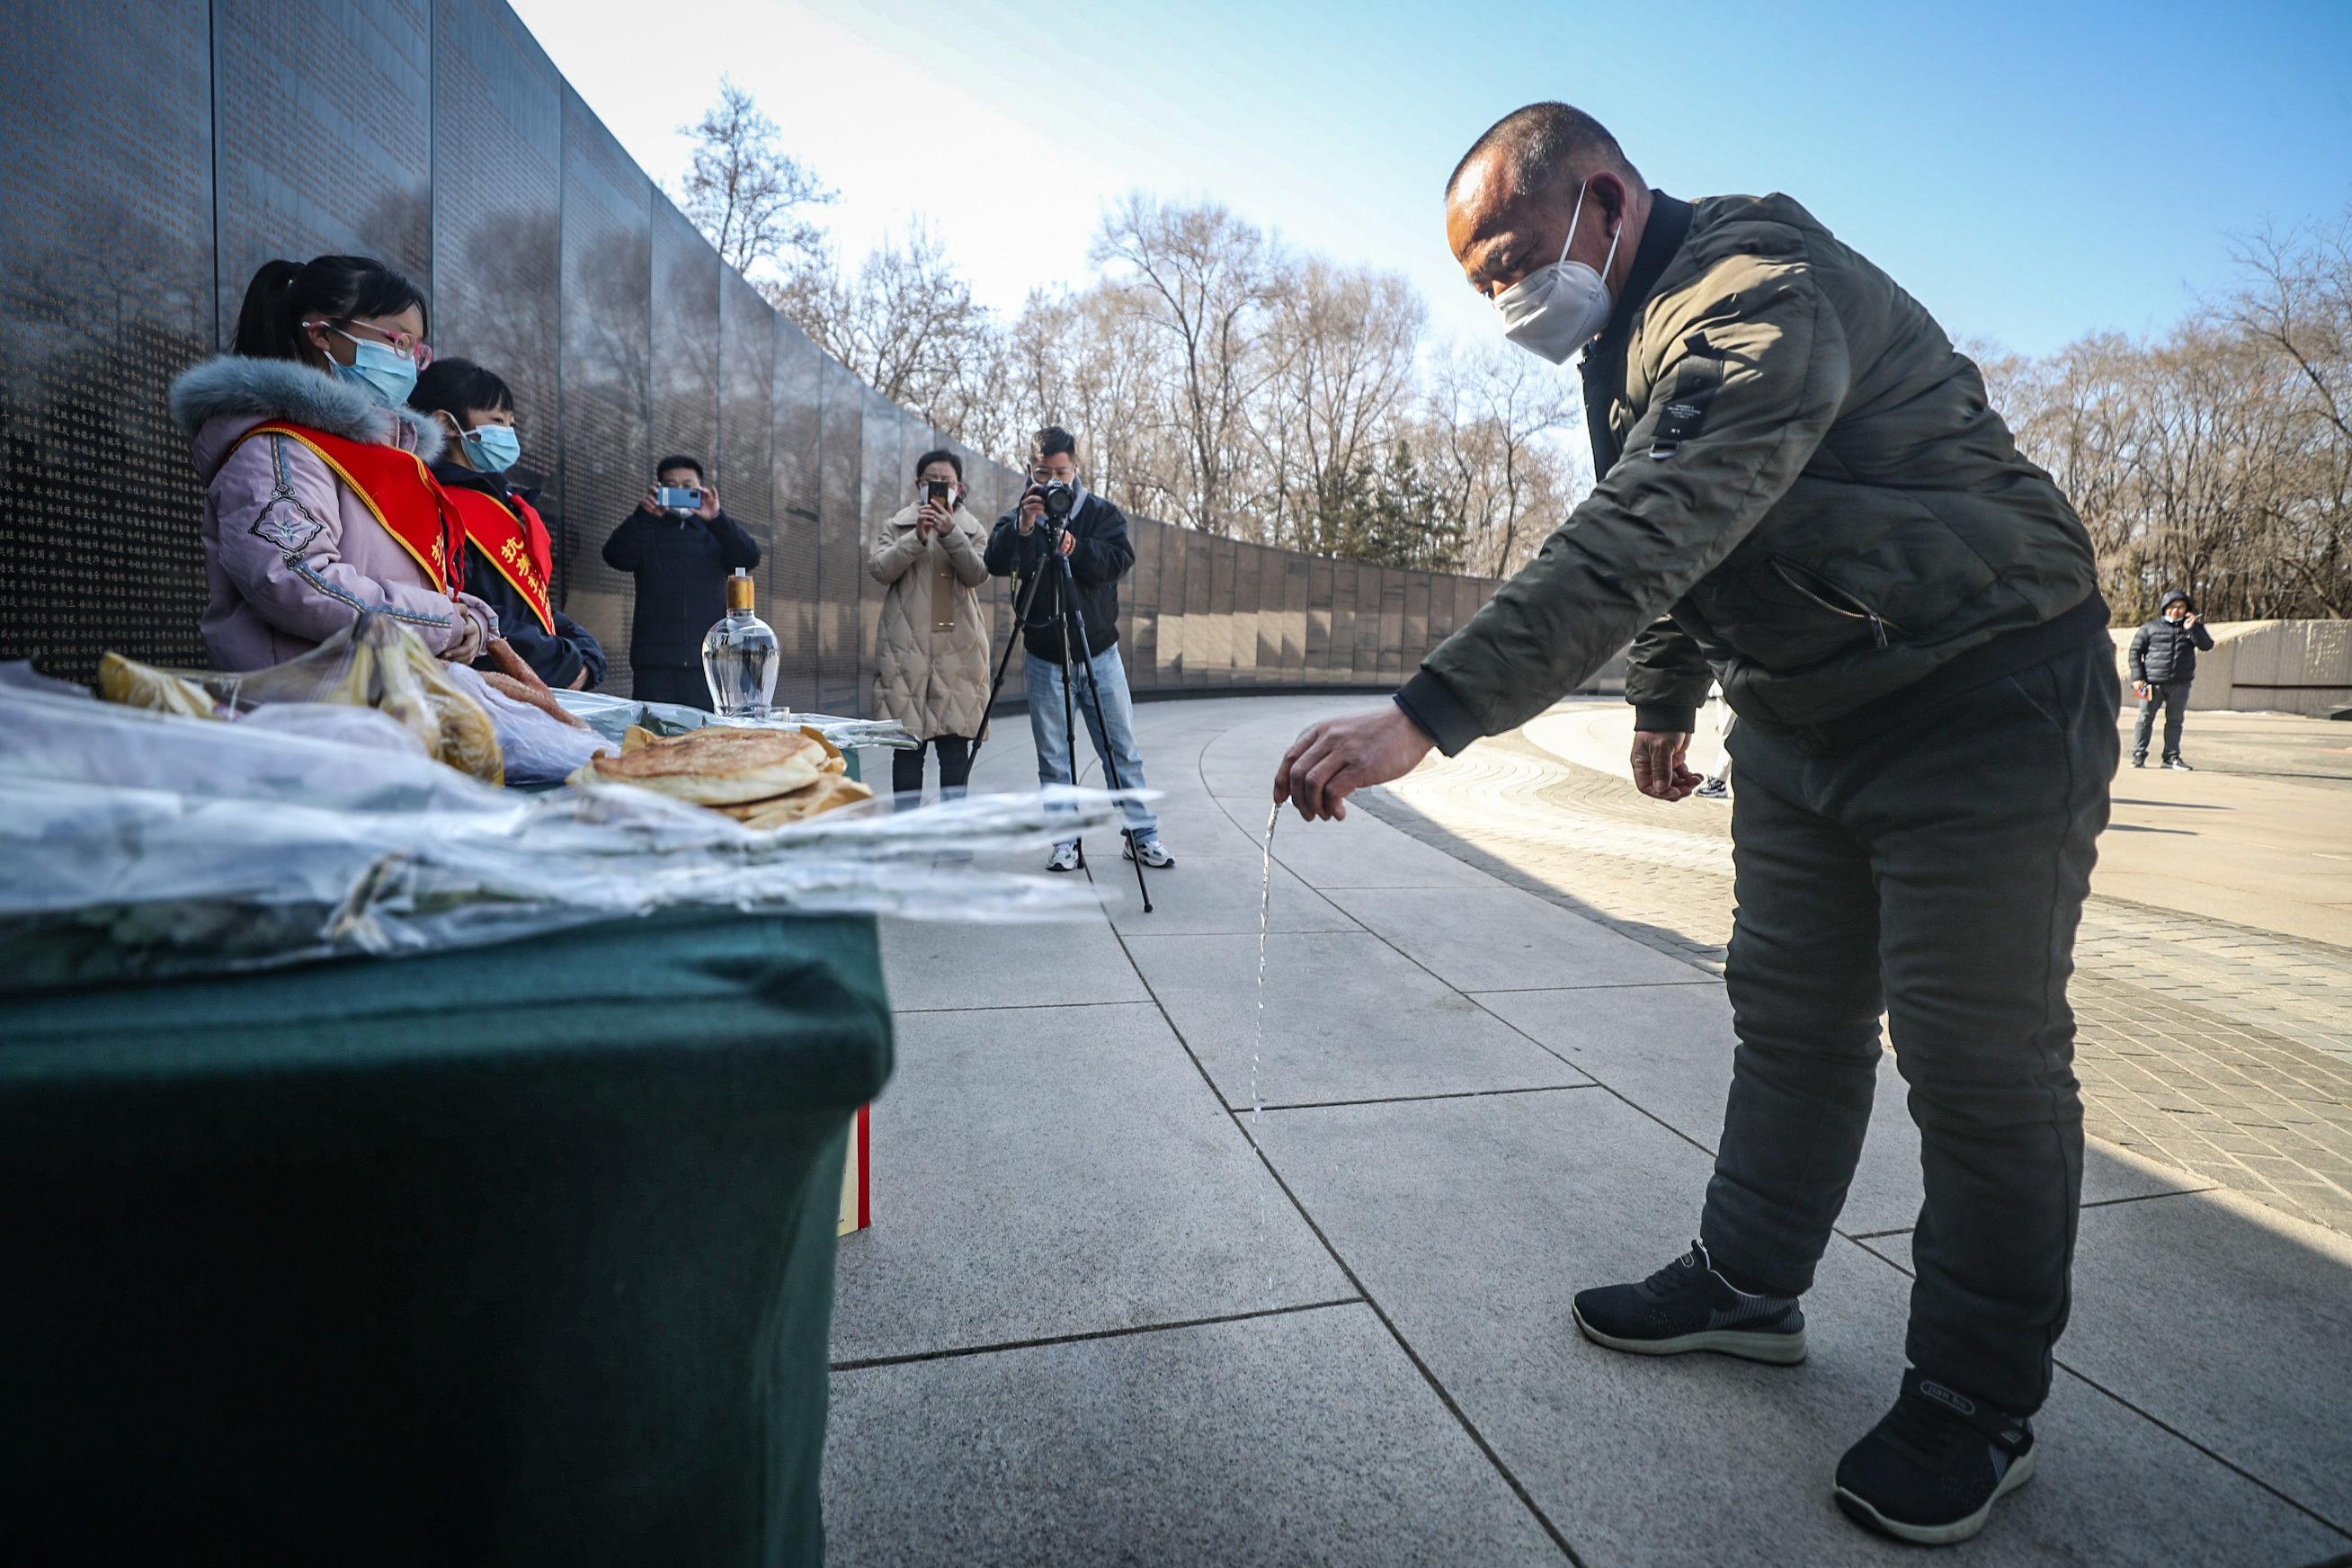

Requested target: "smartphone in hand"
[{"left": 655, "top": 486, "right": 702, "bottom": 512}]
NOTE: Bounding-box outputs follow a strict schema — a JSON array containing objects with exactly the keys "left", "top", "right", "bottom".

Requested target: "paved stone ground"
[
  {"left": 1376, "top": 705, "right": 2352, "bottom": 1237},
  {"left": 827, "top": 696, "right": 2352, "bottom": 1567}
]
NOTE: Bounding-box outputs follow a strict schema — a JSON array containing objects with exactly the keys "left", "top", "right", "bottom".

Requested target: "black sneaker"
[
  {"left": 2163, "top": 757, "right": 2194, "bottom": 771},
  {"left": 2131, "top": 754, "right": 2146, "bottom": 768},
  {"left": 1571, "top": 1241, "right": 1807, "bottom": 1365},
  {"left": 1834, "top": 1368, "right": 2036, "bottom": 1546}
]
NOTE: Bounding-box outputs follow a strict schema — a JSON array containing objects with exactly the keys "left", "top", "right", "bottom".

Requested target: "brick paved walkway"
[{"left": 1370, "top": 726, "right": 2352, "bottom": 1236}]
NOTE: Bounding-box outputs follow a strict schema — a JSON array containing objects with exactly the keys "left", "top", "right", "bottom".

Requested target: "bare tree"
[
  {"left": 1090, "top": 196, "right": 1282, "bottom": 535},
  {"left": 1259, "top": 259, "right": 1424, "bottom": 555},
  {"left": 769, "top": 223, "right": 984, "bottom": 403},
  {"left": 673, "top": 79, "right": 833, "bottom": 277},
  {"left": 1984, "top": 213, "right": 2352, "bottom": 623},
  {"left": 1418, "top": 343, "right": 1585, "bottom": 576}
]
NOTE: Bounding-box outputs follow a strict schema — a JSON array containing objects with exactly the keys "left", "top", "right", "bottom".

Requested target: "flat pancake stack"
[{"left": 568, "top": 724, "right": 872, "bottom": 825}]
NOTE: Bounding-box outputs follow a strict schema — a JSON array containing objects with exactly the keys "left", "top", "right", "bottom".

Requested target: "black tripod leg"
[
  {"left": 1056, "top": 553, "right": 1153, "bottom": 913},
  {"left": 967, "top": 560, "right": 1048, "bottom": 774},
  {"left": 1060, "top": 622, "right": 1084, "bottom": 869}
]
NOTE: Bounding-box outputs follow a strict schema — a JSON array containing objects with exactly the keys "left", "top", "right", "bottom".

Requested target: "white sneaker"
[
  {"left": 1124, "top": 836, "right": 1174, "bottom": 869},
  {"left": 1046, "top": 841, "right": 1082, "bottom": 873}
]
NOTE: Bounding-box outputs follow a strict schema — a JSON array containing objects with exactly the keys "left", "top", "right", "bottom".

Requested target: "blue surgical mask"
[
  {"left": 330, "top": 332, "right": 420, "bottom": 407},
  {"left": 462, "top": 423, "right": 521, "bottom": 472}
]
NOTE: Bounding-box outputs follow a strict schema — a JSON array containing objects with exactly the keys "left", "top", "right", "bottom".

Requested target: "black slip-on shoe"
[
  {"left": 2163, "top": 757, "right": 2195, "bottom": 771},
  {"left": 1834, "top": 1368, "right": 2036, "bottom": 1546},
  {"left": 1571, "top": 1240, "right": 1807, "bottom": 1365}
]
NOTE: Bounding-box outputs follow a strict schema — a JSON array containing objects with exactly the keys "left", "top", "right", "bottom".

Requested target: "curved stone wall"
[{"left": 0, "top": 0, "right": 1501, "bottom": 708}]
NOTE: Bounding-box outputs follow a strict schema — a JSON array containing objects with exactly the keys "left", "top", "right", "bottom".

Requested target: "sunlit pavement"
[
  {"left": 827, "top": 696, "right": 2352, "bottom": 1567},
  {"left": 1394, "top": 701, "right": 2352, "bottom": 1239}
]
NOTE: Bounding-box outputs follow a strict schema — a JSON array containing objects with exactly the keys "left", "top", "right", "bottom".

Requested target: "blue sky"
[{"left": 512, "top": 0, "right": 2352, "bottom": 357}]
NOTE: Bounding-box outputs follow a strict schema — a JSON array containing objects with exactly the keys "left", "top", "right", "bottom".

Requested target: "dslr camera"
[{"left": 1026, "top": 478, "right": 1077, "bottom": 534}]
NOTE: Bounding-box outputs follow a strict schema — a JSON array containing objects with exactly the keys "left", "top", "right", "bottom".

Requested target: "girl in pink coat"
[{"left": 170, "top": 255, "right": 497, "bottom": 673}]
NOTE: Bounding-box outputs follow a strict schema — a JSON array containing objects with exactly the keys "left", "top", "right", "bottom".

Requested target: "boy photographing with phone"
[{"left": 601, "top": 454, "right": 762, "bottom": 708}]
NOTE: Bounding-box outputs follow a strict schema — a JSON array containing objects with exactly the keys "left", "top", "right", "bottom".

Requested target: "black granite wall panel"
[
  {"left": 768, "top": 319, "right": 824, "bottom": 713},
  {"left": 557, "top": 83, "right": 650, "bottom": 689},
  {"left": 649, "top": 198, "right": 718, "bottom": 486},
  {"left": 213, "top": 0, "right": 434, "bottom": 346},
  {"left": 813, "top": 354, "right": 864, "bottom": 715},
  {"left": 717, "top": 267, "right": 777, "bottom": 682},
  {"left": 0, "top": 0, "right": 214, "bottom": 678},
  {"left": 0, "top": 0, "right": 1501, "bottom": 701},
  {"left": 430, "top": 0, "right": 564, "bottom": 580}
]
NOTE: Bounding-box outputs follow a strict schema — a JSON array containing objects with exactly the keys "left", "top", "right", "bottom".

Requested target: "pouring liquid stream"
[{"left": 1253, "top": 801, "right": 1277, "bottom": 1294}]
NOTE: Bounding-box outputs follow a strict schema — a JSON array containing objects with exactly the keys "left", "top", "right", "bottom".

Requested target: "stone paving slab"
[
  {"left": 1323, "top": 885, "right": 1707, "bottom": 993},
  {"left": 1856, "top": 1181, "right": 2352, "bottom": 1534},
  {"left": 1124, "top": 931, "right": 1593, "bottom": 1109},
  {"left": 1250, "top": 1090, "right": 2346, "bottom": 1568},
  {"left": 1103, "top": 851, "right": 1359, "bottom": 936},
  {"left": 823, "top": 1305, "right": 1566, "bottom": 1568},
  {"left": 832, "top": 696, "right": 2352, "bottom": 1564},
  {"left": 880, "top": 907, "right": 1149, "bottom": 1012},
  {"left": 833, "top": 1002, "right": 1349, "bottom": 1364},
  {"left": 1371, "top": 710, "right": 2352, "bottom": 1237}
]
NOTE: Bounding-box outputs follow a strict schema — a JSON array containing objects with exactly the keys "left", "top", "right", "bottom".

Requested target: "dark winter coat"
[
  {"left": 431, "top": 460, "right": 607, "bottom": 690},
  {"left": 600, "top": 504, "right": 762, "bottom": 667},
  {"left": 1397, "top": 192, "right": 2099, "bottom": 750},
  {"left": 984, "top": 489, "right": 1134, "bottom": 664},
  {"left": 2129, "top": 593, "right": 2214, "bottom": 685}
]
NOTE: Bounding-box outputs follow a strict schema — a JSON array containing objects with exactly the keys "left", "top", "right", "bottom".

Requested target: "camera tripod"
[{"left": 970, "top": 517, "right": 1155, "bottom": 914}]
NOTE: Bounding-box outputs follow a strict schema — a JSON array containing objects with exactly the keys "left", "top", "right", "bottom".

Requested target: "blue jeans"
[{"left": 1024, "top": 642, "right": 1160, "bottom": 842}]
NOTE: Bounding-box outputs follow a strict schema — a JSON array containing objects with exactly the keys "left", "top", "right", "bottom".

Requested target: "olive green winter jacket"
[{"left": 1396, "top": 192, "right": 2098, "bottom": 749}]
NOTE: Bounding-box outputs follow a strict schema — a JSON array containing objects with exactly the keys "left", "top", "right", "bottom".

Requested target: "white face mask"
[{"left": 1492, "top": 179, "right": 1622, "bottom": 364}]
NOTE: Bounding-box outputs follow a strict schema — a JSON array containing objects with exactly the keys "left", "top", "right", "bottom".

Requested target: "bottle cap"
[{"left": 726, "top": 569, "right": 754, "bottom": 611}]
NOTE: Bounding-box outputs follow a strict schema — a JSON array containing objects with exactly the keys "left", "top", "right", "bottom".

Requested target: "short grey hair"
[{"left": 1446, "top": 102, "right": 1642, "bottom": 203}]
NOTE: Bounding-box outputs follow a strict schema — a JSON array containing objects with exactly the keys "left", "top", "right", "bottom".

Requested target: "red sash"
[
  {"left": 233, "top": 421, "right": 463, "bottom": 596},
  {"left": 445, "top": 486, "right": 557, "bottom": 635}
]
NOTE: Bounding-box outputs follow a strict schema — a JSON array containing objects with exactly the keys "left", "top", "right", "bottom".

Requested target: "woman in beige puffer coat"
[{"left": 870, "top": 450, "right": 992, "bottom": 800}]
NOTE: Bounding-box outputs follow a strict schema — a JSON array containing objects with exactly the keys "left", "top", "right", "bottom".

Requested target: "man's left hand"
[
  {"left": 1632, "top": 729, "right": 1703, "bottom": 800},
  {"left": 1056, "top": 529, "right": 1077, "bottom": 557},
  {"left": 1276, "top": 705, "right": 1434, "bottom": 821},
  {"left": 696, "top": 483, "right": 722, "bottom": 520}
]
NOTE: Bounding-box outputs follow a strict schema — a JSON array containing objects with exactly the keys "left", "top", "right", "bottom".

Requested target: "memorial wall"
[{"left": 0, "top": 0, "right": 1503, "bottom": 710}]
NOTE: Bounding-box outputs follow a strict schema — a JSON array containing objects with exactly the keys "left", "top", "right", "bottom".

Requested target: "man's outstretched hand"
[
  {"left": 1275, "top": 704, "right": 1434, "bottom": 821},
  {"left": 1632, "top": 729, "right": 1702, "bottom": 801}
]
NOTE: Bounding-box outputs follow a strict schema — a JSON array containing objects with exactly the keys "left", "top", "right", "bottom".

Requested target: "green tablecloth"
[{"left": 0, "top": 909, "right": 892, "bottom": 1566}]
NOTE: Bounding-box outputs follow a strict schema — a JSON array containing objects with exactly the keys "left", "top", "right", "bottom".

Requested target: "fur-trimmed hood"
[{"left": 171, "top": 355, "right": 442, "bottom": 480}]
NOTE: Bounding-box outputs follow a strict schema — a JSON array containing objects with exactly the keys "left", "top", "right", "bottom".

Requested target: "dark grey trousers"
[
  {"left": 2133, "top": 680, "right": 2192, "bottom": 761},
  {"left": 1700, "top": 638, "right": 2116, "bottom": 1414}
]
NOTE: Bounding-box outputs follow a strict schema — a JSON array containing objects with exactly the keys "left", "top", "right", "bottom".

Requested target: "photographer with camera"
[
  {"left": 600, "top": 455, "right": 761, "bottom": 708},
  {"left": 984, "top": 426, "right": 1173, "bottom": 873}
]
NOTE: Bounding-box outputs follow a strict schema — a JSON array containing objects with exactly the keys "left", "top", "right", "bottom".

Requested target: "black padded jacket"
[
  {"left": 984, "top": 490, "right": 1134, "bottom": 665},
  {"left": 2129, "top": 596, "right": 2214, "bottom": 685}
]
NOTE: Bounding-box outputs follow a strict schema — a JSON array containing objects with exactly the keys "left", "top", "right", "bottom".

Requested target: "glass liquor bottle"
[{"left": 701, "top": 569, "right": 780, "bottom": 717}]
